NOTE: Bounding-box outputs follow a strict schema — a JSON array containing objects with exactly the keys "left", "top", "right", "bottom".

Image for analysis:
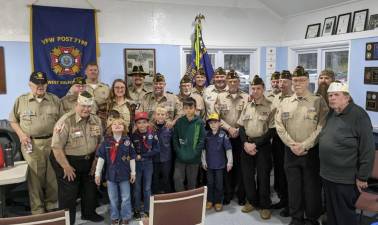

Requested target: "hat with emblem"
[
  {"left": 130, "top": 65, "right": 148, "bottom": 76},
  {"left": 292, "top": 66, "right": 309, "bottom": 77},
  {"left": 180, "top": 75, "right": 193, "bottom": 84},
  {"left": 250, "top": 75, "right": 264, "bottom": 86},
  {"left": 319, "top": 69, "right": 335, "bottom": 80},
  {"left": 30, "top": 71, "right": 47, "bottom": 85},
  {"left": 153, "top": 73, "right": 165, "bottom": 82},
  {"left": 327, "top": 81, "right": 349, "bottom": 93},
  {"left": 77, "top": 91, "right": 94, "bottom": 106},
  {"left": 135, "top": 112, "right": 149, "bottom": 122},
  {"left": 271, "top": 71, "right": 280, "bottom": 80},
  {"left": 280, "top": 70, "right": 292, "bottom": 80},
  {"left": 195, "top": 68, "right": 206, "bottom": 77},
  {"left": 207, "top": 113, "right": 220, "bottom": 122},
  {"left": 213, "top": 67, "right": 226, "bottom": 76},
  {"left": 72, "top": 76, "right": 86, "bottom": 85},
  {"left": 226, "top": 69, "right": 239, "bottom": 79}
]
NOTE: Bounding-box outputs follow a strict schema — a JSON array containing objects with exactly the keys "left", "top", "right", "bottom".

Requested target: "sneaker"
[
  {"left": 134, "top": 211, "right": 141, "bottom": 221},
  {"left": 206, "top": 202, "right": 213, "bottom": 209},
  {"left": 81, "top": 213, "right": 104, "bottom": 222},
  {"left": 121, "top": 220, "right": 129, "bottom": 225},
  {"left": 214, "top": 203, "right": 223, "bottom": 212},
  {"left": 241, "top": 202, "right": 255, "bottom": 213},
  {"left": 111, "top": 219, "right": 120, "bottom": 225},
  {"left": 259, "top": 209, "right": 272, "bottom": 220}
]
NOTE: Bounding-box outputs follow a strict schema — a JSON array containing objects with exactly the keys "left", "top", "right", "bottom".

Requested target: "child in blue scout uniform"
[
  {"left": 94, "top": 117, "right": 136, "bottom": 225},
  {"left": 202, "top": 113, "right": 233, "bottom": 212},
  {"left": 131, "top": 112, "right": 160, "bottom": 220},
  {"left": 152, "top": 107, "right": 173, "bottom": 194}
]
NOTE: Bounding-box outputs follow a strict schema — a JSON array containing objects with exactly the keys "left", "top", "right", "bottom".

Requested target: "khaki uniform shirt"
[
  {"left": 265, "top": 90, "right": 280, "bottom": 103},
  {"left": 270, "top": 92, "right": 293, "bottom": 128},
  {"left": 177, "top": 93, "right": 205, "bottom": 118},
  {"left": 192, "top": 86, "right": 205, "bottom": 96},
  {"left": 109, "top": 100, "right": 132, "bottom": 128},
  {"left": 140, "top": 92, "right": 181, "bottom": 121},
  {"left": 203, "top": 85, "right": 228, "bottom": 118},
  {"left": 9, "top": 93, "right": 62, "bottom": 137},
  {"left": 128, "top": 86, "right": 148, "bottom": 109},
  {"left": 237, "top": 96, "right": 273, "bottom": 138},
  {"left": 275, "top": 91, "right": 329, "bottom": 150},
  {"left": 51, "top": 111, "right": 102, "bottom": 156},
  {"left": 215, "top": 90, "right": 249, "bottom": 130},
  {"left": 68, "top": 80, "right": 110, "bottom": 106},
  {"left": 60, "top": 94, "right": 98, "bottom": 114}
]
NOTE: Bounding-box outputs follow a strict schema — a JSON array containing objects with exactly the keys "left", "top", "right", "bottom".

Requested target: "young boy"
[
  {"left": 173, "top": 97, "right": 206, "bottom": 191},
  {"left": 131, "top": 112, "right": 160, "bottom": 220},
  {"left": 202, "top": 113, "right": 233, "bottom": 212},
  {"left": 152, "top": 107, "right": 173, "bottom": 194}
]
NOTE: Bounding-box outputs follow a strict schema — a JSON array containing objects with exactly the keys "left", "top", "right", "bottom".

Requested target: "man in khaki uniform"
[
  {"left": 128, "top": 65, "right": 149, "bottom": 109},
  {"left": 192, "top": 68, "right": 207, "bottom": 96},
  {"left": 177, "top": 75, "right": 205, "bottom": 118},
  {"left": 266, "top": 71, "right": 281, "bottom": 102},
  {"left": 140, "top": 73, "right": 181, "bottom": 128},
  {"left": 50, "top": 91, "right": 103, "bottom": 225},
  {"left": 203, "top": 67, "right": 228, "bottom": 118},
  {"left": 61, "top": 77, "right": 97, "bottom": 114},
  {"left": 270, "top": 70, "right": 293, "bottom": 217},
  {"left": 237, "top": 75, "right": 273, "bottom": 220},
  {"left": 275, "top": 66, "right": 329, "bottom": 225},
  {"left": 9, "top": 72, "right": 61, "bottom": 214},
  {"left": 214, "top": 69, "right": 248, "bottom": 205}
]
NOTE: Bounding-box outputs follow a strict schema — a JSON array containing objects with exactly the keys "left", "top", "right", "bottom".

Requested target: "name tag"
[
  {"left": 281, "top": 112, "right": 290, "bottom": 120},
  {"left": 90, "top": 125, "right": 101, "bottom": 136},
  {"left": 71, "top": 128, "right": 83, "bottom": 138}
]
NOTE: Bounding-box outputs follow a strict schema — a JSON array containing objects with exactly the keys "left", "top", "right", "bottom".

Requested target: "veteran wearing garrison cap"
[
  {"left": 203, "top": 67, "right": 229, "bottom": 118},
  {"left": 177, "top": 74, "right": 205, "bottom": 118},
  {"left": 51, "top": 91, "right": 104, "bottom": 225},
  {"left": 192, "top": 68, "right": 207, "bottom": 96},
  {"left": 266, "top": 71, "right": 281, "bottom": 102},
  {"left": 9, "top": 71, "right": 62, "bottom": 214},
  {"left": 128, "top": 65, "right": 149, "bottom": 108},
  {"left": 237, "top": 75, "right": 274, "bottom": 220},
  {"left": 214, "top": 69, "right": 248, "bottom": 205},
  {"left": 140, "top": 73, "right": 181, "bottom": 128},
  {"left": 275, "top": 66, "right": 329, "bottom": 225}
]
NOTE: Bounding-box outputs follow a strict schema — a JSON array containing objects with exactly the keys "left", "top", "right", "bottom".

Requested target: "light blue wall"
[
  {"left": 276, "top": 47, "right": 288, "bottom": 72},
  {"left": 0, "top": 42, "right": 181, "bottom": 119},
  {"left": 259, "top": 47, "right": 266, "bottom": 80},
  {"left": 349, "top": 37, "right": 378, "bottom": 126}
]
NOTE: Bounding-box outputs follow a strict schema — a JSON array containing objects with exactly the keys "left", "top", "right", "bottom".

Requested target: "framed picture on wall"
[
  {"left": 305, "top": 23, "right": 321, "bottom": 39},
  {"left": 0, "top": 47, "right": 6, "bottom": 94},
  {"left": 124, "top": 48, "right": 156, "bottom": 92},
  {"left": 336, "top": 12, "right": 352, "bottom": 34},
  {"left": 322, "top": 16, "right": 336, "bottom": 36},
  {"left": 368, "top": 14, "right": 378, "bottom": 30},
  {"left": 352, "top": 9, "right": 369, "bottom": 32}
]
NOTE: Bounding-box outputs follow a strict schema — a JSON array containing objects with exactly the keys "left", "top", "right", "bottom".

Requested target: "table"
[{"left": 0, "top": 161, "right": 28, "bottom": 217}]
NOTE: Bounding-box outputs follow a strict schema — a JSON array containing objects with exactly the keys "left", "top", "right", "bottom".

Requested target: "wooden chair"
[
  {"left": 0, "top": 210, "right": 69, "bottom": 225},
  {"left": 139, "top": 186, "right": 207, "bottom": 225},
  {"left": 355, "top": 151, "right": 378, "bottom": 223}
]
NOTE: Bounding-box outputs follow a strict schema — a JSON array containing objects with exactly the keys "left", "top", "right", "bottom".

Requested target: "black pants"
[
  {"left": 323, "top": 178, "right": 359, "bottom": 225},
  {"left": 224, "top": 136, "right": 245, "bottom": 202},
  {"left": 207, "top": 168, "right": 224, "bottom": 204},
  {"left": 284, "top": 145, "right": 321, "bottom": 222},
  {"left": 271, "top": 129, "right": 288, "bottom": 204},
  {"left": 241, "top": 143, "right": 272, "bottom": 209},
  {"left": 152, "top": 160, "right": 172, "bottom": 194},
  {"left": 50, "top": 153, "right": 97, "bottom": 225}
]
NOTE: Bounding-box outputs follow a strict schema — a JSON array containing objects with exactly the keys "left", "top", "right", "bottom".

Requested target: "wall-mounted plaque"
[
  {"left": 366, "top": 42, "right": 378, "bottom": 60},
  {"left": 366, "top": 91, "right": 378, "bottom": 112},
  {"left": 364, "top": 67, "right": 378, "bottom": 84}
]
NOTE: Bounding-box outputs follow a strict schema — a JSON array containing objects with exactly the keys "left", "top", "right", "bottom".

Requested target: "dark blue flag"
[
  {"left": 189, "top": 14, "right": 214, "bottom": 86},
  {"left": 31, "top": 5, "right": 98, "bottom": 97}
]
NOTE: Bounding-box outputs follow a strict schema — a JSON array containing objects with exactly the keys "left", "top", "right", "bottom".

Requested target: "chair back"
[
  {"left": 371, "top": 151, "right": 378, "bottom": 179},
  {"left": 0, "top": 210, "right": 69, "bottom": 225}
]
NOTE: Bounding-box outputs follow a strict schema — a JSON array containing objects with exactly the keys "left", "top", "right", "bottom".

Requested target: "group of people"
[{"left": 8, "top": 62, "right": 375, "bottom": 225}]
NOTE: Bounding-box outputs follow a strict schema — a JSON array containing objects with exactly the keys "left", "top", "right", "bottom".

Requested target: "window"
[
  {"left": 298, "top": 52, "right": 318, "bottom": 93},
  {"left": 224, "top": 54, "right": 250, "bottom": 75},
  {"left": 324, "top": 50, "right": 349, "bottom": 82}
]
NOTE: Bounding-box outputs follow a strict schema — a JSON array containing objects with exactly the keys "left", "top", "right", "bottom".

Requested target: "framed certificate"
[
  {"left": 336, "top": 13, "right": 352, "bottom": 34},
  {"left": 305, "top": 23, "right": 321, "bottom": 39},
  {"left": 352, "top": 9, "right": 369, "bottom": 32},
  {"left": 322, "top": 16, "right": 336, "bottom": 36}
]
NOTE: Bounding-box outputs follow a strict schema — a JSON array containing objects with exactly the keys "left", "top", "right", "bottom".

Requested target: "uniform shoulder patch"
[{"left": 124, "top": 139, "right": 131, "bottom": 146}]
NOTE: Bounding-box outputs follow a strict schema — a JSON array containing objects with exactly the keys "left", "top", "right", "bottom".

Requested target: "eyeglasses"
[{"left": 114, "top": 86, "right": 125, "bottom": 89}]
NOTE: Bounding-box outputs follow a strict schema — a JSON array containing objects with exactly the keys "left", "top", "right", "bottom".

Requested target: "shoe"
[
  {"left": 279, "top": 207, "right": 290, "bottom": 217},
  {"left": 81, "top": 213, "right": 104, "bottom": 222},
  {"left": 241, "top": 202, "right": 255, "bottom": 213},
  {"left": 144, "top": 212, "right": 149, "bottom": 218},
  {"left": 134, "top": 211, "right": 141, "bottom": 221},
  {"left": 271, "top": 200, "right": 287, "bottom": 209},
  {"left": 121, "top": 220, "right": 129, "bottom": 225},
  {"left": 206, "top": 202, "right": 213, "bottom": 209},
  {"left": 238, "top": 199, "right": 246, "bottom": 206},
  {"left": 214, "top": 203, "right": 223, "bottom": 212},
  {"left": 111, "top": 219, "right": 119, "bottom": 225},
  {"left": 259, "top": 209, "right": 271, "bottom": 220},
  {"left": 223, "top": 199, "right": 230, "bottom": 205},
  {"left": 320, "top": 213, "right": 327, "bottom": 225}
]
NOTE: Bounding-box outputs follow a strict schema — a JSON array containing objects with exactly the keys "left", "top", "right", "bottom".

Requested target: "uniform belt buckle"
[{"left": 84, "top": 155, "right": 90, "bottom": 160}]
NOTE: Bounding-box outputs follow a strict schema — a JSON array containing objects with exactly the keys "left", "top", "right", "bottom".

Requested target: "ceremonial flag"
[
  {"left": 31, "top": 5, "right": 98, "bottom": 97},
  {"left": 189, "top": 14, "right": 214, "bottom": 86}
]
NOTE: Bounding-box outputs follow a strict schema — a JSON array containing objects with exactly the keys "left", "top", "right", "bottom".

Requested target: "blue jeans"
[
  {"left": 207, "top": 168, "right": 224, "bottom": 204},
  {"left": 107, "top": 180, "right": 132, "bottom": 220},
  {"left": 134, "top": 160, "right": 153, "bottom": 213}
]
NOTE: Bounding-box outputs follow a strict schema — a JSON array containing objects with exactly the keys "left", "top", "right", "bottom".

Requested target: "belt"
[
  {"left": 66, "top": 153, "right": 95, "bottom": 160},
  {"left": 31, "top": 134, "right": 53, "bottom": 139}
]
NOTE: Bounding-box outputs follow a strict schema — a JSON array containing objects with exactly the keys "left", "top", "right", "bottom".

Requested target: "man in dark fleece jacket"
[
  {"left": 173, "top": 97, "right": 205, "bottom": 191},
  {"left": 319, "top": 82, "right": 375, "bottom": 225}
]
